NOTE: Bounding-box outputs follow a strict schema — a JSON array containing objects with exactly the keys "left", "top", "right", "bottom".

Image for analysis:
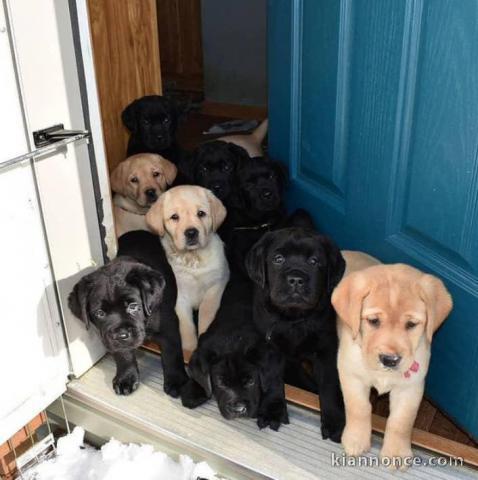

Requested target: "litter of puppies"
[{"left": 69, "top": 95, "right": 454, "bottom": 470}]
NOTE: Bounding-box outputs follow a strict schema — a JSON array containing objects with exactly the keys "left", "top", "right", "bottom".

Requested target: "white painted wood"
[
  {"left": 0, "top": 1, "right": 69, "bottom": 445},
  {"left": 6, "top": 0, "right": 112, "bottom": 377}
]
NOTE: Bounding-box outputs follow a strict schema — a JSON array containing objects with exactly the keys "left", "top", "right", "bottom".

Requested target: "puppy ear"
[
  {"left": 68, "top": 276, "right": 93, "bottom": 329},
  {"left": 246, "top": 345, "right": 282, "bottom": 393},
  {"left": 271, "top": 159, "right": 289, "bottom": 188},
  {"left": 160, "top": 156, "right": 178, "bottom": 186},
  {"left": 121, "top": 100, "right": 138, "bottom": 132},
  {"left": 126, "top": 265, "right": 165, "bottom": 316},
  {"left": 245, "top": 232, "right": 273, "bottom": 288},
  {"left": 331, "top": 271, "right": 370, "bottom": 339},
  {"left": 188, "top": 348, "right": 213, "bottom": 397},
  {"left": 206, "top": 189, "right": 227, "bottom": 231},
  {"left": 145, "top": 193, "right": 166, "bottom": 236},
  {"left": 320, "top": 235, "right": 346, "bottom": 293},
  {"left": 417, "top": 274, "right": 453, "bottom": 342},
  {"left": 110, "top": 160, "right": 129, "bottom": 194},
  {"left": 286, "top": 208, "right": 315, "bottom": 230}
]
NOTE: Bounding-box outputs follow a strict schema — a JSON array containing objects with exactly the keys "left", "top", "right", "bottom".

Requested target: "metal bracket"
[{"left": 33, "top": 123, "right": 89, "bottom": 148}]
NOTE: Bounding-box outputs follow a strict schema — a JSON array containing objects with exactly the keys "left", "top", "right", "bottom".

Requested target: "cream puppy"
[
  {"left": 146, "top": 185, "right": 229, "bottom": 351},
  {"left": 218, "top": 118, "right": 268, "bottom": 157},
  {"left": 333, "top": 251, "right": 452, "bottom": 467},
  {"left": 111, "top": 153, "right": 177, "bottom": 237}
]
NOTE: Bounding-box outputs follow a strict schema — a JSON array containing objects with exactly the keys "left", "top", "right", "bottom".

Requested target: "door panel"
[
  {"left": 269, "top": 0, "right": 478, "bottom": 437},
  {"left": 7, "top": 0, "right": 109, "bottom": 377}
]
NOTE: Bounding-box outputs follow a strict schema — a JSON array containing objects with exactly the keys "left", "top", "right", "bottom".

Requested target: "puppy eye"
[
  {"left": 223, "top": 163, "right": 231, "bottom": 172},
  {"left": 130, "top": 176, "right": 139, "bottom": 183},
  {"left": 201, "top": 165, "right": 208, "bottom": 173},
  {"left": 367, "top": 317, "right": 380, "bottom": 327},
  {"left": 127, "top": 303, "right": 141, "bottom": 314},
  {"left": 170, "top": 213, "right": 179, "bottom": 221},
  {"left": 308, "top": 257, "right": 320, "bottom": 266},
  {"left": 143, "top": 119, "right": 150, "bottom": 125},
  {"left": 272, "top": 254, "right": 285, "bottom": 265},
  {"left": 163, "top": 117, "right": 170, "bottom": 124},
  {"left": 197, "top": 210, "right": 207, "bottom": 218},
  {"left": 269, "top": 172, "right": 275, "bottom": 180},
  {"left": 406, "top": 320, "right": 418, "bottom": 330},
  {"left": 152, "top": 171, "right": 160, "bottom": 177},
  {"left": 95, "top": 309, "right": 105, "bottom": 319}
]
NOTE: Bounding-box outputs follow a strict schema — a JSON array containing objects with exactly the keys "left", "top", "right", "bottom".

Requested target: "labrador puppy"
[
  {"left": 110, "top": 153, "right": 177, "bottom": 237},
  {"left": 180, "top": 140, "right": 249, "bottom": 205},
  {"left": 246, "top": 226, "right": 346, "bottom": 442},
  {"left": 187, "top": 278, "right": 288, "bottom": 430},
  {"left": 332, "top": 252, "right": 452, "bottom": 467},
  {"left": 217, "top": 118, "right": 268, "bottom": 158},
  {"left": 146, "top": 185, "right": 229, "bottom": 352},
  {"left": 122, "top": 95, "right": 181, "bottom": 162},
  {"left": 68, "top": 231, "right": 205, "bottom": 407},
  {"left": 221, "top": 156, "right": 287, "bottom": 276}
]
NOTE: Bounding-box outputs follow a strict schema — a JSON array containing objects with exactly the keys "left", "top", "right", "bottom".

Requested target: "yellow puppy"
[
  {"left": 333, "top": 251, "right": 452, "bottom": 467},
  {"left": 146, "top": 185, "right": 229, "bottom": 351},
  {"left": 111, "top": 153, "right": 177, "bottom": 237}
]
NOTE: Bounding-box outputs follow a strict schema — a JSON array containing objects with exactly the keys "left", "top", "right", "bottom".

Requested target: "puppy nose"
[
  {"left": 287, "top": 274, "right": 305, "bottom": 288},
  {"left": 262, "top": 189, "right": 272, "bottom": 199},
  {"left": 185, "top": 228, "right": 199, "bottom": 240},
  {"left": 379, "top": 354, "right": 402, "bottom": 368},
  {"left": 145, "top": 188, "right": 157, "bottom": 201},
  {"left": 212, "top": 183, "right": 223, "bottom": 193},
  {"left": 232, "top": 402, "right": 247, "bottom": 414},
  {"left": 113, "top": 328, "right": 131, "bottom": 341}
]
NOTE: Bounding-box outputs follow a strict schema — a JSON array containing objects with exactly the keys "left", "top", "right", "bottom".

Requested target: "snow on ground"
[{"left": 26, "top": 427, "right": 218, "bottom": 480}]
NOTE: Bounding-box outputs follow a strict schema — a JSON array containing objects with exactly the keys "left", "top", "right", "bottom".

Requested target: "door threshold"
[{"left": 53, "top": 351, "right": 477, "bottom": 480}]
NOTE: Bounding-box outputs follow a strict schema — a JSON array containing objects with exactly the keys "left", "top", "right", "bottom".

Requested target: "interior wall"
[
  {"left": 201, "top": 0, "right": 267, "bottom": 106},
  {"left": 87, "top": 0, "right": 162, "bottom": 172},
  {"left": 156, "top": 0, "right": 203, "bottom": 94}
]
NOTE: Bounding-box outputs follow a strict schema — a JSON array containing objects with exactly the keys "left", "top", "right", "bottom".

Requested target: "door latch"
[{"left": 33, "top": 124, "right": 89, "bottom": 148}]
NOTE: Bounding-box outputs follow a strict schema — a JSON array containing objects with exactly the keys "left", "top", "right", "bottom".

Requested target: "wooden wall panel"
[
  {"left": 87, "top": 0, "right": 162, "bottom": 172},
  {"left": 156, "top": 0, "right": 203, "bottom": 92}
]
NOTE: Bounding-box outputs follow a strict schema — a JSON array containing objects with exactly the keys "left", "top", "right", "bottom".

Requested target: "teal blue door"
[{"left": 269, "top": 0, "right": 478, "bottom": 438}]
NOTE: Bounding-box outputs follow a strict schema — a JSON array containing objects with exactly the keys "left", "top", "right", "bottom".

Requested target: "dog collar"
[
  {"left": 233, "top": 222, "right": 273, "bottom": 231},
  {"left": 403, "top": 360, "right": 420, "bottom": 378},
  {"left": 115, "top": 204, "right": 146, "bottom": 216}
]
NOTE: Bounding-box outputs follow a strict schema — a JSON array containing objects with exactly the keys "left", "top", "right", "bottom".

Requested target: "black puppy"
[
  {"left": 68, "top": 231, "right": 206, "bottom": 407},
  {"left": 246, "top": 225, "right": 346, "bottom": 442},
  {"left": 220, "top": 156, "right": 287, "bottom": 276},
  {"left": 122, "top": 95, "right": 182, "bottom": 163},
  {"left": 180, "top": 140, "right": 249, "bottom": 204},
  {"left": 188, "top": 279, "right": 288, "bottom": 430}
]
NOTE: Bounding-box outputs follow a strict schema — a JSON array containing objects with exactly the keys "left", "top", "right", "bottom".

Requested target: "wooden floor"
[{"left": 176, "top": 102, "right": 477, "bottom": 450}]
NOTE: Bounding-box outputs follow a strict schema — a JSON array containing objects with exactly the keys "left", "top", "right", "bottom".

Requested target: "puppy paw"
[
  {"left": 113, "top": 370, "right": 140, "bottom": 395},
  {"left": 180, "top": 379, "right": 210, "bottom": 409},
  {"left": 163, "top": 374, "right": 188, "bottom": 398},
  {"left": 341, "top": 425, "right": 371, "bottom": 456},
  {"left": 257, "top": 401, "right": 289, "bottom": 431},
  {"left": 380, "top": 442, "right": 414, "bottom": 470},
  {"left": 321, "top": 415, "right": 345, "bottom": 443}
]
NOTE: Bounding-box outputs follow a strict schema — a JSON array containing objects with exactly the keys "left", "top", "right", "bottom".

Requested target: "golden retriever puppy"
[
  {"left": 217, "top": 118, "right": 268, "bottom": 157},
  {"left": 111, "top": 153, "right": 177, "bottom": 237},
  {"left": 146, "top": 185, "right": 229, "bottom": 351},
  {"left": 332, "top": 252, "right": 452, "bottom": 467}
]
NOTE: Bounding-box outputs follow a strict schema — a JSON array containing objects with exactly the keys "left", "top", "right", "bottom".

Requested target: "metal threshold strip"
[{"left": 64, "top": 351, "right": 478, "bottom": 480}]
